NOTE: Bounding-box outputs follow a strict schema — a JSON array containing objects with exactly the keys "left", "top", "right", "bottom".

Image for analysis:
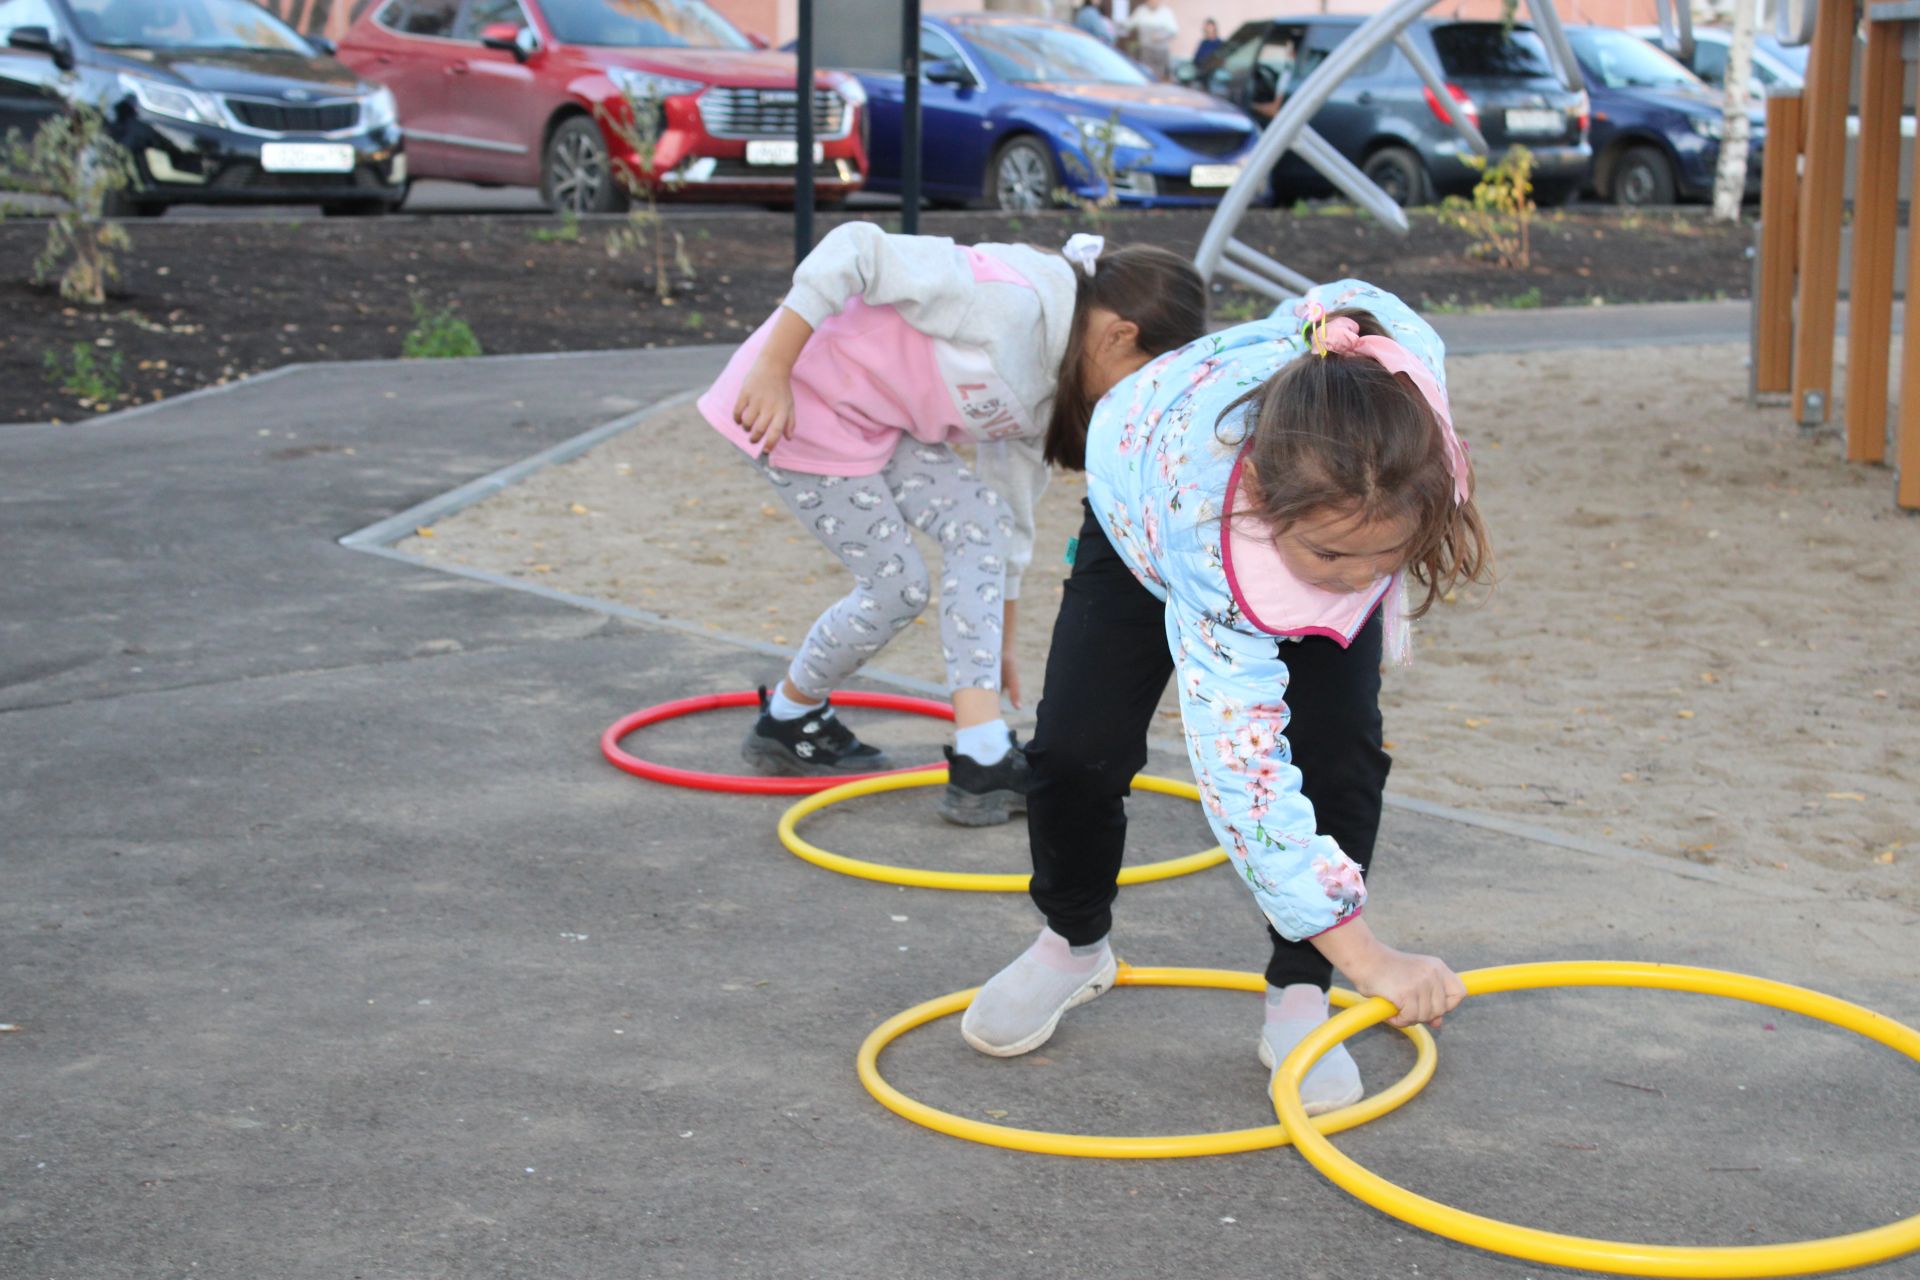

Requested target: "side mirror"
[
  {"left": 923, "top": 57, "right": 973, "bottom": 88},
  {"left": 307, "top": 34, "right": 336, "bottom": 55},
  {"left": 7, "top": 25, "right": 75, "bottom": 71},
  {"left": 479, "top": 22, "right": 537, "bottom": 61}
]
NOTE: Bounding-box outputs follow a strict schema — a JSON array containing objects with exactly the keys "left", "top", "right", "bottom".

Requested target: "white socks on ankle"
[
  {"left": 953, "top": 718, "right": 1011, "bottom": 764},
  {"left": 1260, "top": 982, "right": 1365, "bottom": 1115},
  {"left": 961, "top": 926, "right": 1116, "bottom": 1057},
  {"left": 768, "top": 684, "right": 826, "bottom": 721}
]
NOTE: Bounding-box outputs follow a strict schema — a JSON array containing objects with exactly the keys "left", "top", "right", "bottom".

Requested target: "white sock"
[
  {"left": 769, "top": 683, "right": 826, "bottom": 722},
  {"left": 953, "top": 718, "right": 1011, "bottom": 764}
]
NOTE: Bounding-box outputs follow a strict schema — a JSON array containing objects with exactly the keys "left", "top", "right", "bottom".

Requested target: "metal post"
[
  {"left": 795, "top": 0, "right": 815, "bottom": 266},
  {"left": 901, "top": 0, "right": 922, "bottom": 235}
]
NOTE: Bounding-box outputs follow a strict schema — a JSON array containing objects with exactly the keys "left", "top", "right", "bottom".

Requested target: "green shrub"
[
  {"left": 43, "top": 341, "right": 124, "bottom": 405},
  {"left": 1, "top": 103, "right": 139, "bottom": 305},
  {"left": 400, "top": 296, "right": 481, "bottom": 359},
  {"left": 1437, "top": 144, "right": 1535, "bottom": 270},
  {"left": 597, "top": 87, "right": 692, "bottom": 302}
]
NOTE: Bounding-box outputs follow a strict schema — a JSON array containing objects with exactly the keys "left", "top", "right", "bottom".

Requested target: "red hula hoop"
[{"left": 600, "top": 690, "right": 955, "bottom": 795}]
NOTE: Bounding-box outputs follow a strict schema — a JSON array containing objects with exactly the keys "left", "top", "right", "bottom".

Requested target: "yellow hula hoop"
[
  {"left": 776, "top": 770, "right": 1228, "bottom": 892},
  {"left": 1269, "top": 961, "right": 1920, "bottom": 1278},
  {"left": 856, "top": 963, "right": 1438, "bottom": 1158}
]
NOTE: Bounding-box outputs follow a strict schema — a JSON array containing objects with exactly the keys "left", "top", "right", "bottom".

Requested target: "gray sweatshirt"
[{"left": 780, "top": 221, "right": 1080, "bottom": 600}]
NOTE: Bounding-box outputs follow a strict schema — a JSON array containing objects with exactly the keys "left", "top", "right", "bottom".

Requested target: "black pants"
[{"left": 1025, "top": 503, "right": 1391, "bottom": 991}]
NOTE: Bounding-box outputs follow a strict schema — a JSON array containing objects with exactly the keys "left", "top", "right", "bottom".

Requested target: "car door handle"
[
  {"left": 447, "top": 61, "right": 469, "bottom": 74},
  {"left": 1356, "top": 91, "right": 1374, "bottom": 105}
]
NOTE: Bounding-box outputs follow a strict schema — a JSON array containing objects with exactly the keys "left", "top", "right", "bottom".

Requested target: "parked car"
[
  {"left": 1630, "top": 25, "right": 1916, "bottom": 143},
  {"left": 1627, "top": 25, "right": 1808, "bottom": 96},
  {"left": 0, "top": 0, "right": 405, "bottom": 216},
  {"left": 855, "top": 12, "right": 1258, "bottom": 212},
  {"left": 1190, "top": 17, "right": 1591, "bottom": 207},
  {"left": 1564, "top": 24, "right": 1764, "bottom": 205},
  {"left": 337, "top": 0, "right": 867, "bottom": 213}
]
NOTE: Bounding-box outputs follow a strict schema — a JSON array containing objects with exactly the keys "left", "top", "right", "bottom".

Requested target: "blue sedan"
[{"left": 858, "top": 13, "right": 1259, "bottom": 211}]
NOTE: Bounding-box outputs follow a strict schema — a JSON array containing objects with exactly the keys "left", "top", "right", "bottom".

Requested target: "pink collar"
[{"left": 1219, "top": 450, "right": 1391, "bottom": 646}]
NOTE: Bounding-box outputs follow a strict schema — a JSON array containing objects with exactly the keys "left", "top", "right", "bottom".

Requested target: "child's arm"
[
  {"left": 1169, "top": 608, "right": 1464, "bottom": 1028},
  {"left": 783, "top": 220, "right": 985, "bottom": 337},
  {"left": 974, "top": 435, "right": 1048, "bottom": 604},
  {"left": 734, "top": 221, "right": 999, "bottom": 450},
  {"left": 734, "top": 307, "right": 812, "bottom": 451}
]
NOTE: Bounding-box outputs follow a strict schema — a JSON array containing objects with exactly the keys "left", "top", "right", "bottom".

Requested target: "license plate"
[
  {"left": 1504, "top": 109, "right": 1564, "bottom": 135},
  {"left": 1189, "top": 163, "right": 1241, "bottom": 188},
  {"left": 260, "top": 142, "right": 356, "bottom": 173},
  {"left": 745, "top": 140, "right": 825, "bottom": 166}
]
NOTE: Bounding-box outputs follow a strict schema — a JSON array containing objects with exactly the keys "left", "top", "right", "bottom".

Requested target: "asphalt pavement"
[{"left": 4, "top": 321, "right": 1918, "bottom": 1280}]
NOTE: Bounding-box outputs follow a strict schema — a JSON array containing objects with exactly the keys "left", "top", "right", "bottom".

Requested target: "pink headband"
[{"left": 1298, "top": 302, "right": 1471, "bottom": 505}]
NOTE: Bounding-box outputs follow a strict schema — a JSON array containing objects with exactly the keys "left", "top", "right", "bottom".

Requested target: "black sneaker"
[
  {"left": 741, "top": 686, "right": 892, "bottom": 776},
  {"left": 938, "top": 733, "right": 1031, "bottom": 827}
]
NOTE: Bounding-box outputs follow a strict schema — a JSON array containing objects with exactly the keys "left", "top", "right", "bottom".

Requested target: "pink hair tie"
[{"left": 1318, "top": 315, "right": 1471, "bottom": 506}]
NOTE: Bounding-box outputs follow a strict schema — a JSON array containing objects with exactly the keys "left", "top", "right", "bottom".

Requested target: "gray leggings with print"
[{"left": 762, "top": 438, "right": 1012, "bottom": 697}]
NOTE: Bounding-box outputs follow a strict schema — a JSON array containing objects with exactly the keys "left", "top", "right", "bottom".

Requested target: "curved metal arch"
[{"left": 1194, "top": 0, "right": 1583, "bottom": 303}]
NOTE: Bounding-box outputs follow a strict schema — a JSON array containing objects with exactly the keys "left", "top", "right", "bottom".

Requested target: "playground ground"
[{"left": 4, "top": 307, "right": 1919, "bottom": 1279}]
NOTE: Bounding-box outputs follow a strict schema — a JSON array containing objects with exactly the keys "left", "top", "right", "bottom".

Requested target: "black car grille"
[
  {"left": 226, "top": 98, "right": 359, "bottom": 134},
  {"left": 1164, "top": 129, "right": 1249, "bottom": 159},
  {"left": 699, "top": 87, "right": 845, "bottom": 139},
  {"left": 210, "top": 164, "right": 374, "bottom": 191}
]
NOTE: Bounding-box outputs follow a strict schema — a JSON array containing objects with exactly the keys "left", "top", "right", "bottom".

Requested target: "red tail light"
[
  {"left": 1573, "top": 90, "right": 1591, "bottom": 135},
  {"left": 1423, "top": 82, "right": 1480, "bottom": 127}
]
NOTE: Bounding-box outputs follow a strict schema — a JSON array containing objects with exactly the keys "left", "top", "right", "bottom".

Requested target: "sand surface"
[{"left": 400, "top": 343, "right": 1918, "bottom": 905}]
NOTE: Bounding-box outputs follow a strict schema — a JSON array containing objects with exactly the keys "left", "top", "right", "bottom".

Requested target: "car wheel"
[
  {"left": 1610, "top": 145, "right": 1676, "bottom": 207},
  {"left": 1360, "top": 146, "right": 1432, "bottom": 207},
  {"left": 543, "top": 116, "right": 629, "bottom": 215},
  {"left": 991, "top": 136, "right": 1055, "bottom": 213}
]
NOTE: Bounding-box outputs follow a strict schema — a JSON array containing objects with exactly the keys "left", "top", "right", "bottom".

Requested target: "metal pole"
[
  {"left": 795, "top": 0, "right": 815, "bottom": 266},
  {"left": 900, "top": 0, "right": 922, "bottom": 235}
]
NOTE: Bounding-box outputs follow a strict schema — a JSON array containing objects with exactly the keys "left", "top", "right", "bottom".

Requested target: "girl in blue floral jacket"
[{"left": 963, "top": 279, "right": 1492, "bottom": 1112}]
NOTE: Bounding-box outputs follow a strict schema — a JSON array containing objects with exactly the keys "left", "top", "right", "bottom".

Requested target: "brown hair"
[
  {"left": 1218, "top": 309, "right": 1492, "bottom": 618},
  {"left": 1043, "top": 243, "right": 1207, "bottom": 470}
]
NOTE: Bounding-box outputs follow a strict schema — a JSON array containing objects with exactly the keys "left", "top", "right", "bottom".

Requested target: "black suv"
[
  {"left": 1189, "top": 17, "right": 1591, "bottom": 206},
  {"left": 0, "top": 0, "right": 405, "bottom": 215}
]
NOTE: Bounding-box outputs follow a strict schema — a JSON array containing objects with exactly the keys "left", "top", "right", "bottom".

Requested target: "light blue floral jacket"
[{"left": 1083, "top": 279, "right": 1449, "bottom": 940}]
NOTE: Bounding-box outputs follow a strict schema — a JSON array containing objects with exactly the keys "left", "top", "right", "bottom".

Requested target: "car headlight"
[
  {"left": 1067, "top": 114, "right": 1151, "bottom": 151},
  {"left": 361, "top": 86, "right": 398, "bottom": 131},
  {"left": 607, "top": 67, "right": 704, "bottom": 104},
  {"left": 1688, "top": 114, "right": 1724, "bottom": 139},
  {"left": 835, "top": 76, "right": 866, "bottom": 108},
  {"left": 119, "top": 73, "right": 223, "bottom": 128}
]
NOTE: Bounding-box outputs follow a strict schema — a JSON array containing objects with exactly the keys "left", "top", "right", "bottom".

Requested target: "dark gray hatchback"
[{"left": 1187, "top": 16, "right": 1592, "bottom": 206}]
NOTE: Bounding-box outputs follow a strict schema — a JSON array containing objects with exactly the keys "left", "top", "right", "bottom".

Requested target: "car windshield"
[
  {"left": 1570, "top": 27, "right": 1701, "bottom": 90},
  {"left": 70, "top": 0, "right": 311, "bottom": 52},
  {"left": 537, "top": 0, "right": 749, "bottom": 49},
  {"left": 953, "top": 18, "right": 1149, "bottom": 84},
  {"left": 1432, "top": 25, "right": 1554, "bottom": 80}
]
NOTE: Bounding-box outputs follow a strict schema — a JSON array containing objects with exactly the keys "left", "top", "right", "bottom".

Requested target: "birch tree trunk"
[{"left": 1713, "top": 0, "right": 1758, "bottom": 220}]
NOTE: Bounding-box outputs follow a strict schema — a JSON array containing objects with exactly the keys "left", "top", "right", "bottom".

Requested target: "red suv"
[{"left": 336, "top": 0, "right": 866, "bottom": 211}]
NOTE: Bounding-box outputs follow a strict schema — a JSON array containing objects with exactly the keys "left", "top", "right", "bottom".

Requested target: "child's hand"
[
  {"left": 734, "top": 360, "right": 796, "bottom": 452},
  {"left": 1353, "top": 947, "right": 1465, "bottom": 1029}
]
